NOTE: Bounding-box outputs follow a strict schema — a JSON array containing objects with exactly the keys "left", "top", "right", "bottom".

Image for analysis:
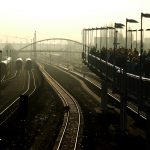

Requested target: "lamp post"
[
  {"left": 138, "top": 29, "right": 144, "bottom": 51},
  {"left": 119, "top": 18, "right": 138, "bottom": 132},
  {"left": 128, "top": 29, "right": 133, "bottom": 50},
  {"left": 82, "top": 29, "right": 84, "bottom": 61},
  {"left": 96, "top": 27, "right": 107, "bottom": 59},
  {"left": 146, "top": 28, "right": 150, "bottom": 50},
  {"left": 128, "top": 29, "right": 137, "bottom": 50},
  {"left": 114, "top": 23, "right": 124, "bottom": 56},
  {"left": 87, "top": 28, "right": 90, "bottom": 64},
  {"left": 105, "top": 27, "right": 114, "bottom": 67},
  {"left": 138, "top": 28, "right": 149, "bottom": 51},
  {"left": 106, "top": 26, "right": 115, "bottom": 73},
  {"left": 113, "top": 22, "right": 124, "bottom": 75},
  {"left": 126, "top": 19, "right": 138, "bottom": 50},
  {"left": 141, "top": 13, "right": 150, "bottom": 56},
  {"left": 86, "top": 28, "right": 90, "bottom": 64},
  {"left": 10, "top": 49, "right": 12, "bottom": 74},
  {"left": 141, "top": 12, "right": 150, "bottom": 150},
  {"left": 99, "top": 28, "right": 102, "bottom": 53},
  {"left": 113, "top": 23, "right": 126, "bottom": 132},
  {"left": 95, "top": 27, "right": 97, "bottom": 50},
  {"left": 89, "top": 28, "right": 91, "bottom": 51},
  {"left": 82, "top": 29, "right": 85, "bottom": 62},
  {"left": 140, "top": 12, "right": 150, "bottom": 81},
  {"left": 112, "top": 23, "right": 124, "bottom": 68},
  {"left": 106, "top": 27, "right": 115, "bottom": 50},
  {"left": 85, "top": 29, "right": 87, "bottom": 62},
  {"left": 139, "top": 13, "right": 150, "bottom": 111},
  {"left": 101, "top": 26, "right": 114, "bottom": 110},
  {"left": 135, "top": 29, "right": 137, "bottom": 50}
]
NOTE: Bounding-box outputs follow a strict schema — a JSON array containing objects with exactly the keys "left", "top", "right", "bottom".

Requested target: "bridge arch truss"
[{"left": 18, "top": 38, "right": 85, "bottom": 66}]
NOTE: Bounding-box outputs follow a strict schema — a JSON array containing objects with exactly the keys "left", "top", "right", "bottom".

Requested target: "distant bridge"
[
  {"left": 18, "top": 38, "right": 84, "bottom": 53},
  {"left": 19, "top": 50, "right": 82, "bottom": 53}
]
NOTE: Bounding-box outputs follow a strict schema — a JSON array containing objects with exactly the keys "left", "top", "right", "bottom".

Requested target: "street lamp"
[
  {"left": 105, "top": 26, "right": 114, "bottom": 83},
  {"left": 140, "top": 14, "right": 150, "bottom": 147},
  {"left": 90, "top": 28, "right": 94, "bottom": 49},
  {"left": 84, "top": 29, "right": 87, "bottom": 62},
  {"left": 113, "top": 23, "right": 124, "bottom": 65},
  {"left": 134, "top": 29, "right": 138, "bottom": 50},
  {"left": 127, "top": 29, "right": 132, "bottom": 50},
  {"left": 139, "top": 13, "right": 150, "bottom": 113},
  {"left": 100, "top": 27, "right": 107, "bottom": 47},
  {"left": 87, "top": 28, "right": 90, "bottom": 63},
  {"left": 95, "top": 27, "right": 98, "bottom": 50},
  {"left": 98, "top": 26, "right": 114, "bottom": 110},
  {"left": 126, "top": 18, "right": 138, "bottom": 50},
  {"left": 82, "top": 29, "right": 84, "bottom": 61},
  {"left": 99, "top": 28, "right": 102, "bottom": 52},
  {"left": 112, "top": 23, "right": 124, "bottom": 93},
  {"left": 146, "top": 28, "right": 150, "bottom": 31},
  {"left": 128, "top": 29, "right": 137, "bottom": 50},
  {"left": 140, "top": 13, "right": 150, "bottom": 60},
  {"left": 146, "top": 29, "right": 150, "bottom": 50},
  {"left": 98, "top": 27, "right": 107, "bottom": 52},
  {"left": 120, "top": 18, "right": 138, "bottom": 132},
  {"left": 140, "top": 12, "right": 150, "bottom": 74},
  {"left": 138, "top": 29, "right": 144, "bottom": 51},
  {"left": 86, "top": 28, "right": 89, "bottom": 63},
  {"left": 97, "top": 27, "right": 107, "bottom": 59},
  {"left": 83, "top": 29, "right": 87, "bottom": 63},
  {"left": 137, "top": 28, "right": 150, "bottom": 51},
  {"left": 107, "top": 27, "right": 114, "bottom": 51}
]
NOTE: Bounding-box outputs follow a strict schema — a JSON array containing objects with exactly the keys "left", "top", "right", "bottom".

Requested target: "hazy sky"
[{"left": 0, "top": 0, "right": 150, "bottom": 42}]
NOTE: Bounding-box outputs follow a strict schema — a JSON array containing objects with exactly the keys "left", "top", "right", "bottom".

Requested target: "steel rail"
[
  {"left": 57, "top": 64, "right": 147, "bottom": 120},
  {"left": 0, "top": 69, "right": 37, "bottom": 126},
  {"left": 1, "top": 71, "right": 17, "bottom": 83},
  {"left": 38, "top": 63, "right": 81, "bottom": 150}
]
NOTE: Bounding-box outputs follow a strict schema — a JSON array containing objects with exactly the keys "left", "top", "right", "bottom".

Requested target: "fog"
[{"left": 0, "top": 0, "right": 150, "bottom": 42}]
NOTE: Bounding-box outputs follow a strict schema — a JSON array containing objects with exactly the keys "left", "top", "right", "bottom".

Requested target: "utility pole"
[{"left": 34, "top": 31, "right": 37, "bottom": 61}]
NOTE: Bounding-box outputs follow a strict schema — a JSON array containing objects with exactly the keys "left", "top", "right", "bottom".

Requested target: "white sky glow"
[{"left": 0, "top": 0, "right": 150, "bottom": 42}]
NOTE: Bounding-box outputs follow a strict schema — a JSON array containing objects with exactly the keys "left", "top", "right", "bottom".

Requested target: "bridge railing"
[{"left": 87, "top": 54, "right": 150, "bottom": 107}]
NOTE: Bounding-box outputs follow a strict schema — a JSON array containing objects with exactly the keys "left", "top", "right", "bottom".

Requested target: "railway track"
[
  {"left": 56, "top": 64, "right": 147, "bottom": 120},
  {"left": 39, "top": 59, "right": 147, "bottom": 120},
  {"left": 0, "top": 69, "right": 37, "bottom": 126},
  {"left": 1, "top": 71, "right": 18, "bottom": 85},
  {"left": 38, "top": 63, "right": 82, "bottom": 150}
]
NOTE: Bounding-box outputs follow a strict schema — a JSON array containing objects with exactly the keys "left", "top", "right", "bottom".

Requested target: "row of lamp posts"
[
  {"left": 82, "top": 24, "right": 125, "bottom": 62},
  {"left": 82, "top": 13, "right": 150, "bottom": 140}
]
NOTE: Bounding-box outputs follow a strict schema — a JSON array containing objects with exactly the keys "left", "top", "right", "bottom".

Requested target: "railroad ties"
[{"left": 38, "top": 63, "right": 82, "bottom": 150}]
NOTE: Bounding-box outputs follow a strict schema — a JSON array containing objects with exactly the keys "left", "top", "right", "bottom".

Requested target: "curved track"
[
  {"left": 1, "top": 71, "right": 18, "bottom": 84},
  {"left": 0, "top": 69, "right": 37, "bottom": 126},
  {"left": 39, "top": 59, "right": 147, "bottom": 120},
  {"left": 56, "top": 64, "right": 147, "bottom": 120},
  {"left": 38, "top": 63, "right": 82, "bottom": 150}
]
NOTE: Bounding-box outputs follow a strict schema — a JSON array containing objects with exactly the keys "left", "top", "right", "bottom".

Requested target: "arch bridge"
[
  {"left": 17, "top": 38, "right": 85, "bottom": 65},
  {"left": 18, "top": 38, "right": 84, "bottom": 53}
]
